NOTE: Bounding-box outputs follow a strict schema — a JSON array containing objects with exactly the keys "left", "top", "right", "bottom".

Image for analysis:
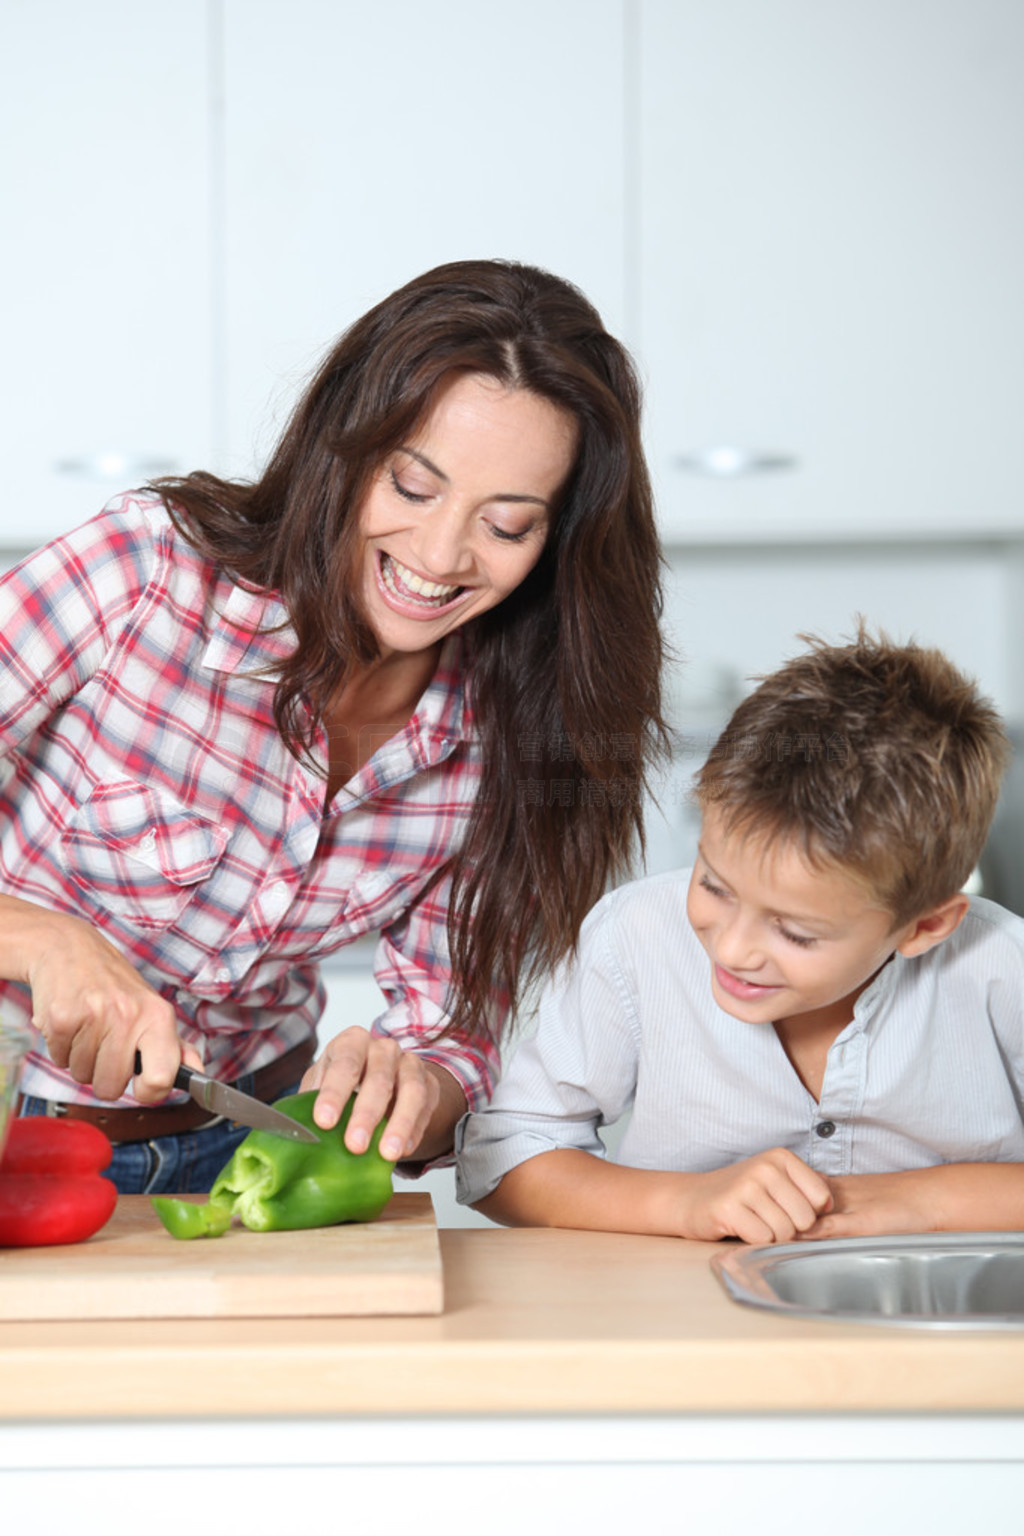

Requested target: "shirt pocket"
[
  {"left": 333, "top": 869, "right": 416, "bottom": 937},
  {"left": 60, "top": 780, "right": 229, "bottom": 930}
]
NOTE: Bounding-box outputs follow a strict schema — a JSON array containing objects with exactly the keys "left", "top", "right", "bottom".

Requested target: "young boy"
[{"left": 456, "top": 629, "right": 1024, "bottom": 1244}]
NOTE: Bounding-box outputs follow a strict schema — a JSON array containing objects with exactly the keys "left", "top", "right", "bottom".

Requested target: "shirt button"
[
  {"left": 264, "top": 881, "right": 289, "bottom": 912},
  {"left": 816, "top": 1120, "right": 837, "bottom": 1139}
]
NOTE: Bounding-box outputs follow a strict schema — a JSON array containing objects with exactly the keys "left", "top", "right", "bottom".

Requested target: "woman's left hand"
[{"left": 301, "top": 1027, "right": 463, "bottom": 1163}]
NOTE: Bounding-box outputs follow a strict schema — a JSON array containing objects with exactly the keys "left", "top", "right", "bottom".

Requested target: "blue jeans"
[{"left": 18, "top": 1074, "right": 301, "bottom": 1195}]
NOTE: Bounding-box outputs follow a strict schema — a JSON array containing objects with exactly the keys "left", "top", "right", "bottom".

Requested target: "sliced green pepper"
[
  {"left": 151, "top": 1193, "right": 233, "bottom": 1240},
  {"left": 150, "top": 1091, "right": 394, "bottom": 1240}
]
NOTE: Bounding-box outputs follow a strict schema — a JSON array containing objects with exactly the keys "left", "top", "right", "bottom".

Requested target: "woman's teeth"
[{"left": 381, "top": 554, "right": 462, "bottom": 607}]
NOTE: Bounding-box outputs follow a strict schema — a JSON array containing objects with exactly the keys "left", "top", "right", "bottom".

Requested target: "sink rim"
[{"left": 711, "top": 1231, "right": 1024, "bottom": 1330}]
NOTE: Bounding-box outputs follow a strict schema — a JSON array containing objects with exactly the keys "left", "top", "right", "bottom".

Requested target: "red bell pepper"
[
  {"left": 2, "top": 1117, "right": 113, "bottom": 1176},
  {"left": 0, "top": 1117, "right": 117, "bottom": 1247}
]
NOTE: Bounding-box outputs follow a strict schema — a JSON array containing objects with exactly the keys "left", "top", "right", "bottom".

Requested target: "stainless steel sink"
[{"left": 711, "top": 1232, "right": 1024, "bottom": 1328}]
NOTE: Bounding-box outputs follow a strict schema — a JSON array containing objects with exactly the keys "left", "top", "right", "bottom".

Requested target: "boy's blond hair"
[{"left": 694, "top": 627, "right": 1010, "bottom": 924}]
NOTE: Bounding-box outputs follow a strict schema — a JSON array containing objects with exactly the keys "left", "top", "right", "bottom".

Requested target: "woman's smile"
[{"left": 376, "top": 551, "right": 467, "bottom": 615}]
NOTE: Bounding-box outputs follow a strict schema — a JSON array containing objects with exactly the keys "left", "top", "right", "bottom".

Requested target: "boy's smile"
[
  {"left": 712, "top": 964, "right": 784, "bottom": 1004},
  {"left": 686, "top": 807, "right": 916, "bottom": 1040}
]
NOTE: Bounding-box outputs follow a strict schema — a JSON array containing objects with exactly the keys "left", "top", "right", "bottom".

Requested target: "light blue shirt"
[{"left": 455, "top": 870, "right": 1024, "bottom": 1206}]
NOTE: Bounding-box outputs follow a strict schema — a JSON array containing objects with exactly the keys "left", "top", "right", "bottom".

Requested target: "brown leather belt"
[{"left": 19, "top": 1037, "right": 318, "bottom": 1144}]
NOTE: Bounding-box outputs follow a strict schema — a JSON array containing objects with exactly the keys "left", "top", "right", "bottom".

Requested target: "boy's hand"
[
  {"left": 797, "top": 1169, "right": 945, "bottom": 1241},
  {"left": 799, "top": 1164, "right": 1024, "bottom": 1240},
  {"left": 680, "top": 1147, "right": 833, "bottom": 1244}
]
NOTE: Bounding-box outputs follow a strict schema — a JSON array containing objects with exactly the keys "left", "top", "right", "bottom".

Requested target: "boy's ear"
[{"left": 895, "top": 893, "right": 970, "bottom": 958}]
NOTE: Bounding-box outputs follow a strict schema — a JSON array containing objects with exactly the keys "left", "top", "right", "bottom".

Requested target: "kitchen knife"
[{"left": 133, "top": 1051, "right": 320, "bottom": 1143}]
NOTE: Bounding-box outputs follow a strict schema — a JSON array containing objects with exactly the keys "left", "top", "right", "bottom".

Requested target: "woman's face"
[{"left": 357, "top": 372, "right": 577, "bottom": 658}]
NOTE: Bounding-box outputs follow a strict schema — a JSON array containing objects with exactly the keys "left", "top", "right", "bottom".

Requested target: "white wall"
[
  {"left": 663, "top": 541, "right": 1016, "bottom": 720},
  {"left": 647, "top": 539, "right": 1024, "bottom": 912}
]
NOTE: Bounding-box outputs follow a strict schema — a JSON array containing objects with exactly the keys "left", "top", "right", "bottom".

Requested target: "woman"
[{"left": 1, "top": 259, "right": 668, "bottom": 1192}]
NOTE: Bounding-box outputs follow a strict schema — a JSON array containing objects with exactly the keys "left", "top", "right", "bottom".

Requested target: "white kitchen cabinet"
[
  {"left": 0, "top": 0, "right": 627, "bottom": 546},
  {"left": 219, "top": 0, "right": 628, "bottom": 477},
  {"left": 3, "top": 1416, "right": 1024, "bottom": 1535},
  {"left": 0, "top": 0, "right": 215, "bottom": 548},
  {"left": 7, "top": 3, "right": 1018, "bottom": 555},
  {"left": 636, "top": 0, "right": 1024, "bottom": 543}
]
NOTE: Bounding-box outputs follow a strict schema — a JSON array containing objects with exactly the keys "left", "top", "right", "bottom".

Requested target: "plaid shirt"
[{"left": 0, "top": 493, "right": 498, "bottom": 1110}]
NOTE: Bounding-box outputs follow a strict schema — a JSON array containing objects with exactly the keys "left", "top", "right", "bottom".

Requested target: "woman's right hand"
[{"left": 3, "top": 896, "right": 196, "bottom": 1103}]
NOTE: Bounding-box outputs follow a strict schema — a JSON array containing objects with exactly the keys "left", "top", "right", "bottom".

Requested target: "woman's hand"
[
  {"left": 302, "top": 1027, "right": 466, "bottom": 1163},
  {"left": 18, "top": 902, "right": 198, "bottom": 1103}
]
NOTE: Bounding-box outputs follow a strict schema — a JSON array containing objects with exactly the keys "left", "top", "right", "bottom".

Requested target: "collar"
[
  {"left": 201, "top": 583, "right": 474, "bottom": 765},
  {"left": 200, "top": 582, "right": 294, "bottom": 681},
  {"left": 846, "top": 949, "right": 904, "bottom": 1034},
  {"left": 336, "top": 633, "right": 474, "bottom": 802},
  {"left": 414, "top": 633, "right": 472, "bottom": 747}
]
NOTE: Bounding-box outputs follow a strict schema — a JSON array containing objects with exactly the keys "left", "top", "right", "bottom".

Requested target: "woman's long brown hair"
[{"left": 152, "top": 260, "right": 670, "bottom": 1042}]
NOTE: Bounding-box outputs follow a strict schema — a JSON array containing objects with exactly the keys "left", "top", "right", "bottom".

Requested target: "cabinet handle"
[
  {"left": 55, "top": 453, "right": 181, "bottom": 480},
  {"left": 674, "top": 447, "right": 799, "bottom": 478}
]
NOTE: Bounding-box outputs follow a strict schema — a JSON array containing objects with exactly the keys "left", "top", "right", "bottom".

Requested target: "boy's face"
[{"left": 686, "top": 807, "right": 912, "bottom": 1034}]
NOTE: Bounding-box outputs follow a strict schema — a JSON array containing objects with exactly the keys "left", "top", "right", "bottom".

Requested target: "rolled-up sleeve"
[
  {"left": 455, "top": 898, "right": 641, "bottom": 1205},
  {"left": 364, "top": 874, "right": 502, "bottom": 1177},
  {"left": 372, "top": 877, "right": 502, "bottom": 1113}
]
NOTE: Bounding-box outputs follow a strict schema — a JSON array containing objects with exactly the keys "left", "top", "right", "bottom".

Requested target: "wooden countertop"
[{"left": 2, "top": 1215, "right": 1023, "bottom": 1420}]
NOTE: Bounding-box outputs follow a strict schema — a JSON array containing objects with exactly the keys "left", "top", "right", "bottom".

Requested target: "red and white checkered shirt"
[{"left": 0, "top": 492, "right": 498, "bottom": 1110}]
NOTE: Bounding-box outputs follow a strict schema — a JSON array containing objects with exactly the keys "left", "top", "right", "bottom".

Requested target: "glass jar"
[{"left": 0, "top": 1016, "right": 32, "bottom": 1163}]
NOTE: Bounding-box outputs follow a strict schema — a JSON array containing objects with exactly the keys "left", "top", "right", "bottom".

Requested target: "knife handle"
[{"left": 133, "top": 1049, "right": 192, "bottom": 1093}]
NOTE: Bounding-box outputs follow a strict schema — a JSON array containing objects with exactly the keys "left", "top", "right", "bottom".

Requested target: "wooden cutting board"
[{"left": 0, "top": 1191, "right": 443, "bottom": 1319}]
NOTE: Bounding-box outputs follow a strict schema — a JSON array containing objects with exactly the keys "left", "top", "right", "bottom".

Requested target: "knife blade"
[{"left": 133, "top": 1051, "right": 320, "bottom": 1143}]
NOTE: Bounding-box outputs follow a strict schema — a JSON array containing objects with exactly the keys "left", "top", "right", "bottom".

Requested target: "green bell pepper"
[
  {"left": 151, "top": 1090, "right": 394, "bottom": 1240},
  {"left": 151, "top": 1194, "right": 233, "bottom": 1240}
]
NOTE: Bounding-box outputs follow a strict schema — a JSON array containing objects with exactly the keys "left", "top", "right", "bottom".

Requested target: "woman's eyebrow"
[
  {"left": 400, "top": 447, "right": 552, "bottom": 508},
  {"left": 401, "top": 447, "right": 449, "bottom": 482}
]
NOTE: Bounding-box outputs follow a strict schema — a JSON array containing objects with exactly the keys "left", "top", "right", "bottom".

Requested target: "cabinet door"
[
  {"left": 637, "top": 0, "right": 1024, "bottom": 543},
  {"left": 221, "top": 0, "right": 627, "bottom": 476},
  {"left": 0, "top": 0, "right": 212, "bottom": 550}
]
